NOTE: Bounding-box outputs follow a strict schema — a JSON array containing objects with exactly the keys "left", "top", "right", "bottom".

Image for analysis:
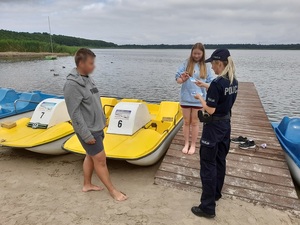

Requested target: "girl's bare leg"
[
  {"left": 182, "top": 107, "right": 192, "bottom": 154},
  {"left": 188, "top": 108, "right": 200, "bottom": 155}
]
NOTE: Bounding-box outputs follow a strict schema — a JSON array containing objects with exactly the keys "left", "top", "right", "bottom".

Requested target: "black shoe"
[
  {"left": 239, "top": 140, "right": 256, "bottom": 150},
  {"left": 231, "top": 136, "right": 248, "bottom": 144},
  {"left": 191, "top": 206, "right": 215, "bottom": 218},
  {"left": 215, "top": 196, "right": 222, "bottom": 201}
]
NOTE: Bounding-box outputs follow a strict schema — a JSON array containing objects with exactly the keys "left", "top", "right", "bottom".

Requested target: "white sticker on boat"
[
  {"left": 38, "top": 102, "right": 57, "bottom": 111},
  {"left": 114, "top": 110, "right": 131, "bottom": 120}
]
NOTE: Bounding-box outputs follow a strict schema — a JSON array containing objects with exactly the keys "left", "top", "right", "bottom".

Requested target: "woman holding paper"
[{"left": 175, "top": 43, "right": 215, "bottom": 154}]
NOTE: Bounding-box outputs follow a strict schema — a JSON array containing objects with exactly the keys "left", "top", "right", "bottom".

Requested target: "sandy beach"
[
  {"left": 0, "top": 52, "right": 70, "bottom": 59},
  {"left": 0, "top": 147, "right": 299, "bottom": 225}
]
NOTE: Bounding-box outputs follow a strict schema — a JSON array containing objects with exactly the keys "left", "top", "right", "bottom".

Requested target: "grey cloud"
[{"left": 0, "top": 0, "right": 299, "bottom": 44}]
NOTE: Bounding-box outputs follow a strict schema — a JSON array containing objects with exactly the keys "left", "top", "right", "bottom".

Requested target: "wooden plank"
[
  {"left": 175, "top": 130, "right": 281, "bottom": 146},
  {"left": 227, "top": 152, "right": 287, "bottom": 168},
  {"left": 172, "top": 137, "right": 283, "bottom": 153},
  {"left": 228, "top": 148, "right": 285, "bottom": 161},
  {"left": 154, "top": 82, "right": 299, "bottom": 211},
  {"left": 155, "top": 177, "right": 201, "bottom": 195},
  {"left": 169, "top": 142, "right": 285, "bottom": 161},
  {"left": 176, "top": 130, "right": 281, "bottom": 141},
  {"left": 161, "top": 157, "right": 294, "bottom": 187},
  {"left": 170, "top": 141, "right": 285, "bottom": 158},
  {"left": 155, "top": 170, "right": 201, "bottom": 187},
  {"left": 155, "top": 170, "right": 298, "bottom": 199},
  {"left": 229, "top": 147, "right": 284, "bottom": 157},
  {"left": 166, "top": 148, "right": 288, "bottom": 169},
  {"left": 155, "top": 177, "right": 300, "bottom": 211},
  {"left": 228, "top": 160, "right": 290, "bottom": 177},
  {"left": 222, "top": 185, "right": 300, "bottom": 210},
  {"left": 225, "top": 167, "right": 295, "bottom": 189},
  {"left": 231, "top": 127, "right": 278, "bottom": 135}
]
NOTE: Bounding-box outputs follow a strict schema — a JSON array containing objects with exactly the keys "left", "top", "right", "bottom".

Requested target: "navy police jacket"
[{"left": 206, "top": 75, "right": 238, "bottom": 117}]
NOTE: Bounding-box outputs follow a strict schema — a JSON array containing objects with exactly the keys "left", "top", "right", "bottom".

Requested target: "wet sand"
[
  {"left": 0, "top": 52, "right": 69, "bottom": 59},
  {"left": 0, "top": 147, "right": 299, "bottom": 225}
]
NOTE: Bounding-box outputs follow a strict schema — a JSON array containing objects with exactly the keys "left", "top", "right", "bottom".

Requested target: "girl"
[
  {"left": 191, "top": 49, "right": 238, "bottom": 218},
  {"left": 175, "top": 43, "right": 214, "bottom": 155}
]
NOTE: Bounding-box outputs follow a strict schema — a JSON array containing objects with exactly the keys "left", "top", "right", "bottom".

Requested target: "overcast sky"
[{"left": 1, "top": 0, "right": 299, "bottom": 45}]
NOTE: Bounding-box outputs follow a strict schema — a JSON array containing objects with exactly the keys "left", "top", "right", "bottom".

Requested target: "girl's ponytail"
[{"left": 220, "top": 56, "right": 236, "bottom": 84}]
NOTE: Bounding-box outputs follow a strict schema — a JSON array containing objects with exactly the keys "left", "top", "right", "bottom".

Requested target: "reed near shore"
[{"left": 0, "top": 52, "right": 70, "bottom": 59}]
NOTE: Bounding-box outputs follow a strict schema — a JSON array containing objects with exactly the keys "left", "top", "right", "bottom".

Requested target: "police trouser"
[{"left": 199, "top": 120, "right": 231, "bottom": 215}]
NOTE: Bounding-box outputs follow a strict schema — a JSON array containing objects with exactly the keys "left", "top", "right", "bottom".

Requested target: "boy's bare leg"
[
  {"left": 82, "top": 155, "right": 103, "bottom": 192},
  {"left": 91, "top": 151, "right": 128, "bottom": 201}
]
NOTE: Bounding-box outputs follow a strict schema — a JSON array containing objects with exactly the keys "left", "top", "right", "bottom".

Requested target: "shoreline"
[
  {"left": 0, "top": 147, "right": 299, "bottom": 224},
  {"left": 0, "top": 52, "right": 70, "bottom": 59}
]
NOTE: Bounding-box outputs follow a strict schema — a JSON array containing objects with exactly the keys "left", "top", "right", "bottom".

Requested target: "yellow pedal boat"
[
  {"left": 0, "top": 98, "right": 74, "bottom": 155},
  {"left": 63, "top": 98, "right": 183, "bottom": 166}
]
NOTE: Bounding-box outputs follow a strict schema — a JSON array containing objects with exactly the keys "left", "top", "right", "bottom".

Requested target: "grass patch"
[{"left": 0, "top": 39, "right": 78, "bottom": 54}]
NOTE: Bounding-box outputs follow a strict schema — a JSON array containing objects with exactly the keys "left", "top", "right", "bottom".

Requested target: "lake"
[{"left": 0, "top": 49, "right": 299, "bottom": 122}]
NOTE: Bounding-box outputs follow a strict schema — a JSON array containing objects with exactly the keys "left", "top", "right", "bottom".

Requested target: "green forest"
[
  {"left": 0, "top": 29, "right": 299, "bottom": 54},
  {"left": 0, "top": 29, "right": 117, "bottom": 54}
]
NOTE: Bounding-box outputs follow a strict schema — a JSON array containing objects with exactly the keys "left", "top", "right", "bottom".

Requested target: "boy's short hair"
[{"left": 75, "top": 48, "right": 96, "bottom": 66}]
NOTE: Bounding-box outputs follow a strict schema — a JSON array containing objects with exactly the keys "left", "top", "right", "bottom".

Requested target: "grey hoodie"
[{"left": 63, "top": 68, "right": 106, "bottom": 143}]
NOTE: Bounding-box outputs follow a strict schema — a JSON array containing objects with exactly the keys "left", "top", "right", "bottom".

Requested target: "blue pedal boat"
[
  {"left": 0, "top": 88, "right": 62, "bottom": 119},
  {"left": 272, "top": 117, "right": 300, "bottom": 186}
]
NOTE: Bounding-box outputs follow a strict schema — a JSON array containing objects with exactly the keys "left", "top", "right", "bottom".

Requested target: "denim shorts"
[{"left": 77, "top": 130, "right": 105, "bottom": 156}]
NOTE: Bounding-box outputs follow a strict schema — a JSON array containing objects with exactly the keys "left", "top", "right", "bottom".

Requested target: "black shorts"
[
  {"left": 181, "top": 105, "right": 203, "bottom": 110},
  {"left": 77, "top": 130, "right": 105, "bottom": 156}
]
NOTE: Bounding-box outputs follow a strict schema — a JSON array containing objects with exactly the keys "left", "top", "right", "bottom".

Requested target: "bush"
[{"left": 0, "top": 39, "right": 78, "bottom": 54}]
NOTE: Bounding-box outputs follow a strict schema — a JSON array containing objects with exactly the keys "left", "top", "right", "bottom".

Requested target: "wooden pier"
[{"left": 155, "top": 82, "right": 300, "bottom": 211}]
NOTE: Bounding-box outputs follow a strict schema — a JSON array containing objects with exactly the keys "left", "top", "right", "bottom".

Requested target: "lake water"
[{"left": 0, "top": 49, "right": 299, "bottom": 122}]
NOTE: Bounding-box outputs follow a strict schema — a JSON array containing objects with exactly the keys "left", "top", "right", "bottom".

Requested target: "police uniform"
[{"left": 191, "top": 49, "right": 238, "bottom": 218}]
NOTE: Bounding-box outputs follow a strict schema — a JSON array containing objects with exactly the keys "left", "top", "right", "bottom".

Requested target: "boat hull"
[
  {"left": 284, "top": 151, "right": 300, "bottom": 186},
  {"left": 126, "top": 119, "right": 183, "bottom": 166},
  {"left": 25, "top": 135, "right": 72, "bottom": 155},
  {"left": 272, "top": 120, "right": 300, "bottom": 186}
]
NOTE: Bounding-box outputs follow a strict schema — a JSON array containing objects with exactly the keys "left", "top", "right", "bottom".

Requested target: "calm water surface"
[{"left": 0, "top": 49, "right": 299, "bottom": 122}]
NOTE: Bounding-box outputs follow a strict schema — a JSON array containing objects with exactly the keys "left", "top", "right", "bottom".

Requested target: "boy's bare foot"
[
  {"left": 188, "top": 145, "right": 196, "bottom": 155},
  {"left": 182, "top": 145, "right": 189, "bottom": 154},
  {"left": 110, "top": 189, "right": 128, "bottom": 201},
  {"left": 82, "top": 184, "right": 104, "bottom": 192}
]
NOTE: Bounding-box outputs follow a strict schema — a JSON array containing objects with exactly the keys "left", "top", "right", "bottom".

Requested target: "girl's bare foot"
[
  {"left": 110, "top": 189, "right": 128, "bottom": 201},
  {"left": 188, "top": 145, "right": 196, "bottom": 155},
  {"left": 82, "top": 184, "right": 104, "bottom": 192},
  {"left": 182, "top": 145, "right": 189, "bottom": 154}
]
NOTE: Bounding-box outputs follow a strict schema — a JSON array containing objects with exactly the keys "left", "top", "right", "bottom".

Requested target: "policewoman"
[{"left": 191, "top": 49, "right": 238, "bottom": 218}]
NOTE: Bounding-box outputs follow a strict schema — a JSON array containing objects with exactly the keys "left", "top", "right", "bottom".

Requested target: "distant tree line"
[
  {"left": 0, "top": 29, "right": 117, "bottom": 48},
  {"left": 0, "top": 29, "right": 299, "bottom": 52},
  {"left": 0, "top": 39, "right": 78, "bottom": 54},
  {"left": 118, "top": 44, "right": 300, "bottom": 50}
]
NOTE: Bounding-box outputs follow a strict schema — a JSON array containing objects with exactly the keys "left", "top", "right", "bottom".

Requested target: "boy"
[{"left": 64, "top": 48, "right": 127, "bottom": 201}]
